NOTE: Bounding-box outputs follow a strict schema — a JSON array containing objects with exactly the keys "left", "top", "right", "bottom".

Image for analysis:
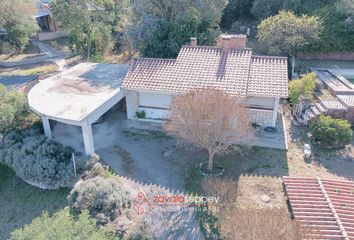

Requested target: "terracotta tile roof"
[
  {"left": 122, "top": 46, "right": 288, "bottom": 98},
  {"left": 283, "top": 176, "right": 354, "bottom": 240}
]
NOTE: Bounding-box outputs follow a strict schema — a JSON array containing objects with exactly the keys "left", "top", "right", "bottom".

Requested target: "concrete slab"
[{"left": 28, "top": 63, "right": 128, "bottom": 123}]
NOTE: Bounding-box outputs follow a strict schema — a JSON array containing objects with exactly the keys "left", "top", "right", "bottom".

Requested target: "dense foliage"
[
  {"left": 68, "top": 176, "right": 131, "bottom": 223},
  {"left": 51, "top": 0, "right": 124, "bottom": 60},
  {"left": 0, "top": 0, "right": 39, "bottom": 53},
  {"left": 127, "top": 0, "right": 227, "bottom": 58},
  {"left": 10, "top": 208, "right": 115, "bottom": 240},
  {"left": 310, "top": 115, "right": 352, "bottom": 149},
  {"left": 257, "top": 11, "right": 322, "bottom": 56},
  {"left": 0, "top": 128, "right": 87, "bottom": 188},
  {"left": 0, "top": 84, "right": 36, "bottom": 135},
  {"left": 289, "top": 73, "right": 317, "bottom": 106},
  {"left": 140, "top": 18, "right": 218, "bottom": 58}
]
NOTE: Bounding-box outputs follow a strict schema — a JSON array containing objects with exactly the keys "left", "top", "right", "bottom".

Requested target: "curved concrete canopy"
[{"left": 28, "top": 63, "right": 129, "bottom": 125}]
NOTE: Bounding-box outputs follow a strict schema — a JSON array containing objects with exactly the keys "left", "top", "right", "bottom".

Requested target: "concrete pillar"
[
  {"left": 42, "top": 115, "right": 52, "bottom": 139},
  {"left": 126, "top": 90, "right": 139, "bottom": 119},
  {"left": 272, "top": 98, "right": 280, "bottom": 127},
  {"left": 82, "top": 121, "right": 95, "bottom": 155}
]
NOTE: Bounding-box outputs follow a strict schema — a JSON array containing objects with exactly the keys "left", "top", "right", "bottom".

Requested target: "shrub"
[
  {"left": 68, "top": 176, "right": 131, "bottom": 224},
  {"left": 289, "top": 73, "right": 317, "bottom": 106},
  {"left": 0, "top": 85, "right": 37, "bottom": 135},
  {"left": 0, "top": 128, "right": 88, "bottom": 188},
  {"left": 10, "top": 208, "right": 115, "bottom": 240},
  {"left": 310, "top": 115, "right": 352, "bottom": 148}
]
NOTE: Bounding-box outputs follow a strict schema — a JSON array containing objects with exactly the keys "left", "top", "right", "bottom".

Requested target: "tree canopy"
[
  {"left": 51, "top": 0, "right": 119, "bottom": 60},
  {"left": 0, "top": 0, "right": 38, "bottom": 53},
  {"left": 126, "top": 0, "right": 227, "bottom": 58},
  {"left": 257, "top": 11, "right": 322, "bottom": 56},
  {"left": 10, "top": 208, "right": 115, "bottom": 240}
]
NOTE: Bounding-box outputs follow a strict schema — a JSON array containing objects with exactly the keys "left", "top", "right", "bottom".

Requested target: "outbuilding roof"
[
  {"left": 122, "top": 45, "right": 288, "bottom": 98},
  {"left": 283, "top": 176, "right": 354, "bottom": 240}
]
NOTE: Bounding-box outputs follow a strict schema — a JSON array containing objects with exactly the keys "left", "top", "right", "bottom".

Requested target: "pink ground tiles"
[{"left": 283, "top": 176, "right": 354, "bottom": 240}]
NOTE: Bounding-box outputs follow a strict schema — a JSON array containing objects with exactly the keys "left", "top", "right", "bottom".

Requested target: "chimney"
[
  {"left": 190, "top": 37, "right": 197, "bottom": 46},
  {"left": 217, "top": 34, "right": 247, "bottom": 49}
]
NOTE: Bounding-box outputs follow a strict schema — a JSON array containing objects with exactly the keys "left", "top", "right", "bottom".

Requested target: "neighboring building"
[
  {"left": 296, "top": 68, "right": 354, "bottom": 125},
  {"left": 34, "top": 0, "right": 67, "bottom": 41},
  {"left": 283, "top": 176, "right": 354, "bottom": 239},
  {"left": 122, "top": 34, "right": 289, "bottom": 127}
]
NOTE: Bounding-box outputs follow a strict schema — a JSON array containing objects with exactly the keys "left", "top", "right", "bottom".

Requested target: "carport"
[{"left": 28, "top": 63, "right": 129, "bottom": 155}]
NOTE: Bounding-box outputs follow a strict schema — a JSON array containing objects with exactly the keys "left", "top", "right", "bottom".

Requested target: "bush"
[
  {"left": 0, "top": 85, "right": 37, "bottom": 135},
  {"left": 68, "top": 176, "right": 131, "bottom": 224},
  {"left": 10, "top": 208, "right": 115, "bottom": 240},
  {"left": 289, "top": 73, "right": 317, "bottom": 106},
  {"left": 310, "top": 115, "right": 352, "bottom": 148},
  {"left": 0, "top": 128, "right": 88, "bottom": 188}
]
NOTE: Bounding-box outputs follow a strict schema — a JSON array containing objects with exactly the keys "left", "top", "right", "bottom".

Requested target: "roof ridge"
[
  {"left": 316, "top": 176, "right": 349, "bottom": 240},
  {"left": 133, "top": 58, "right": 176, "bottom": 62},
  {"left": 252, "top": 55, "right": 288, "bottom": 60},
  {"left": 181, "top": 45, "right": 253, "bottom": 51}
]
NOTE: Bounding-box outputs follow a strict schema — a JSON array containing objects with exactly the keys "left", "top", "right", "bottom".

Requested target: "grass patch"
[
  {"left": 0, "top": 64, "right": 58, "bottom": 76},
  {"left": 0, "top": 164, "right": 68, "bottom": 239}
]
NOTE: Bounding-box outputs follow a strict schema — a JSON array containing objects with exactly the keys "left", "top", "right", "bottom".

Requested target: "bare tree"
[{"left": 165, "top": 88, "right": 253, "bottom": 172}]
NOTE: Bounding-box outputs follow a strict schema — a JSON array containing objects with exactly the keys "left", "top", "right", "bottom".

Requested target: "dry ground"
[{"left": 177, "top": 112, "right": 354, "bottom": 238}]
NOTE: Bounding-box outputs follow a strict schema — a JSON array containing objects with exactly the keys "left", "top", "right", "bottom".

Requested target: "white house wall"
[
  {"left": 139, "top": 92, "right": 172, "bottom": 109},
  {"left": 245, "top": 97, "right": 275, "bottom": 109},
  {"left": 126, "top": 90, "right": 278, "bottom": 126}
]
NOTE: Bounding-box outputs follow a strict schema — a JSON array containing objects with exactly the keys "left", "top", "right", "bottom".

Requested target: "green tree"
[
  {"left": 51, "top": 0, "right": 117, "bottom": 61},
  {"left": 127, "top": 0, "right": 227, "bottom": 57},
  {"left": 288, "top": 72, "right": 317, "bottom": 106},
  {"left": 0, "top": 0, "right": 39, "bottom": 53},
  {"left": 140, "top": 18, "right": 218, "bottom": 58},
  {"left": 251, "top": 0, "right": 284, "bottom": 20},
  {"left": 10, "top": 208, "right": 115, "bottom": 240},
  {"left": 257, "top": 11, "right": 322, "bottom": 78},
  {"left": 310, "top": 115, "right": 352, "bottom": 149},
  {"left": 0, "top": 85, "right": 34, "bottom": 135}
]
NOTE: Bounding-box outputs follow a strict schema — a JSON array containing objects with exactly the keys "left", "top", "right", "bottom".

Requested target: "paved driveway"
[{"left": 52, "top": 106, "right": 204, "bottom": 239}]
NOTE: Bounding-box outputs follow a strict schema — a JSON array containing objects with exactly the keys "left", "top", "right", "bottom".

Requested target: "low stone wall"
[
  {"left": 0, "top": 54, "right": 49, "bottom": 68},
  {"left": 298, "top": 52, "right": 354, "bottom": 61},
  {"left": 38, "top": 30, "right": 68, "bottom": 41}
]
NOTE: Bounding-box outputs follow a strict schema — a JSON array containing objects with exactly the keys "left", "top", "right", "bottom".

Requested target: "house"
[
  {"left": 122, "top": 34, "right": 289, "bottom": 127},
  {"left": 33, "top": 0, "right": 67, "bottom": 41}
]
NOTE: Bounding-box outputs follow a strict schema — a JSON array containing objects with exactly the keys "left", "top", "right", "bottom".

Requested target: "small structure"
[
  {"left": 28, "top": 63, "right": 129, "bottom": 155},
  {"left": 0, "top": 75, "right": 39, "bottom": 93},
  {"left": 122, "top": 34, "right": 289, "bottom": 127},
  {"left": 296, "top": 68, "right": 354, "bottom": 125},
  {"left": 33, "top": 0, "right": 67, "bottom": 41},
  {"left": 283, "top": 176, "right": 354, "bottom": 240}
]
